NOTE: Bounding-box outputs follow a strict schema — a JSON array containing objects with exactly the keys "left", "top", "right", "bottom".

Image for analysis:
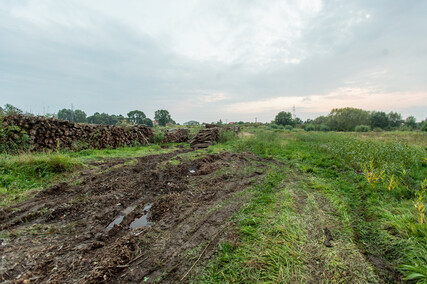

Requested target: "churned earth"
[{"left": 0, "top": 149, "right": 268, "bottom": 283}]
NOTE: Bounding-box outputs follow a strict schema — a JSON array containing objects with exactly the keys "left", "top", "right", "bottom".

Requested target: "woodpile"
[
  {"left": 163, "top": 128, "right": 189, "bottom": 143},
  {"left": 205, "top": 123, "right": 241, "bottom": 134},
  {"left": 2, "top": 115, "right": 153, "bottom": 151},
  {"left": 189, "top": 128, "right": 219, "bottom": 149}
]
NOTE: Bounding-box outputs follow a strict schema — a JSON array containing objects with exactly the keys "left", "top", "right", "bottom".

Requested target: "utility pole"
[
  {"left": 292, "top": 105, "right": 296, "bottom": 119},
  {"left": 255, "top": 117, "right": 257, "bottom": 123}
]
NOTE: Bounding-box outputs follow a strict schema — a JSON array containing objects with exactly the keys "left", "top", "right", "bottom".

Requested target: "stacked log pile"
[
  {"left": 2, "top": 115, "right": 153, "bottom": 151},
  {"left": 189, "top": 128, "right": 219, "bottom": 149},
  {"left": 163, "top": 128, "right": 190, "bottom": 143},
  {"left": 205, "top": 123, "right": 241, "bottom": 134}
]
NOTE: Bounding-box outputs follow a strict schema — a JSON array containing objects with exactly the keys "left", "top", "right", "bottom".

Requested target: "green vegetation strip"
[
  {"left": 199, "top": 130, "right": 426, "bottom": 282},
  {"left": 198, "top": 168, "right": 307, "bottom": 283},
  {"left": 0, "top": 144, "right": 185, "bottom": 206}
]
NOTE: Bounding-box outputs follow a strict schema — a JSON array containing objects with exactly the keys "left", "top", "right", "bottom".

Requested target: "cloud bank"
[{"left": 1, "top": 0, "right": 426, "bottom": 122}]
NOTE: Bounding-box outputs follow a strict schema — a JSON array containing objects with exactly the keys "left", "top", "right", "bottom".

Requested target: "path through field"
[{"left": 0, "top": 148, "right": 402, "bottom": 283}]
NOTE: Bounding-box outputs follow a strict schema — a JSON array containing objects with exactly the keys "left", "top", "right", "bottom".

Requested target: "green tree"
[
  {"left": 387, "top": 111, "right": 402, "bottom": 128},
  {"left": 405, "top": 116, "right": 417, "bottom": 129},
  {"left": 74, "top": 110, "right": 87, "bottom": 123},
  {"left": 421, "top": 121, "right": 427, "bottom": 132},
  {"left": 370, "top": 111, "right": 389, "bottom": 129},
  {"left": 58, "top": 109, "right": 87, "bottom": 123},
  {"left": 87, "top": 112, "right": 115, "bottom": 125},
  {"left": 2, "top": 104, "right": 23, "bottom": 115},
  {"left": 141, "top": 118, "right": 153, "bottom": 127},
  {"left": 327, "top": 108, "right": 369, "bottom": 131},
  {"left": 274, "top": 111, "right": 294, "bottom": 126},
  {"left": 127, "top": 110, "right": 146, "bottom": 124},
  {"left": 57, "top": 108, "right": 74, "bottom": 121},
  {"left": 154, "top": 109, "right": 173, "bottom": 126}
]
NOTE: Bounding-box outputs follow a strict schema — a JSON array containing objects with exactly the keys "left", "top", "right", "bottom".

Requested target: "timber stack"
[
  {"left": 2, "top": 115, "right": 153, "bottom": 151},
  {"left": 189, "top": 128, "right": 219, "bottom": 149},
  {"left": 163, "top": 128, "right": 190, "bottom": 143}
]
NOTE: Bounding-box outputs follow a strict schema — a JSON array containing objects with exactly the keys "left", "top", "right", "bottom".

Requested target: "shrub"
[
  {"left": 355, "top": 125, "right": 371, "bottom": 132},
  {"left": 319, "top": 125, "right": 330, "bottom": 132},
  {"left": 284, "top": 125, "right": 293, "bottom": 130},
  {"left": 153, "top": 130, "right": 165, "bottom": 144},
  {"left": 0, "top": 116, "right": 30, "bottom": 153},
  {"left": 420, "top": 121, "right": 427, "bottom": 132},
  {"left": 305, "top": 124, "right": 315, "bottom": 131},
  {"left": 218, "top": 129, "right": 238, "bottom": 143}
]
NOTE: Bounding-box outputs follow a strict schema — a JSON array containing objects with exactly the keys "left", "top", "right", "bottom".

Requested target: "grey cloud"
[{"left": 0, "top": 0, "right": 426, "bottom": 123}]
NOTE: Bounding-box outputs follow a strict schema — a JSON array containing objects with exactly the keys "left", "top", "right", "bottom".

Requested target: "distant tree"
[
  {"left": 2, "top": 104, "right": 23, "bottom": 116},
  {"left": 405, "top": 116, "right": 417, "bottom": 129},
  {"left": 355, "top": 125, "right": 371, "bottom": 132},
  {"left": 58, "top": 109, "right": 86, "bottom": 123},
  {"left": 294, "top": 117, "right": 303, "bottom": 126},
  {"left": 370, "top": 111, "right": 389, "bottom": 129},
  {"left": 57, "top": 109, "right": 74, "bottom": 121},
  {"left": 74, "top": 110, "right": 87, "bottom": 123},
  {"left": 327, "top": 108, "right": 369, "bottom": 131},
  {"left": 421, "top": 121, "right": 427, "bottom": 132},
  {"left": 141, "top": 118, "right": 153, "bottom": 127},
  {"left": 154, "top": 109, "right": 173, "bottom": 126},
  {"left": 387, "top": 112, "right": 402, "bottom": 128},
  {"left": 275, "top": 111, "right": 294, "bottom": 126},
  {"left": 127, "top": 110, "right": 146, "bottom": 124},
  {"left": 313, "top": 115, "right": 328, "bottom": 125},
  {"left": 87, "top": 112, "right": 120, "bottom": 125}
]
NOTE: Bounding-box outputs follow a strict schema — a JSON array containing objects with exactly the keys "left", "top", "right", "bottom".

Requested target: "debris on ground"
[
  {"left": 163, "top": 128, "right": 190, "bottom": 143},
  {"left": 189, "top": 128, "right": 219, "bottom": 149}
]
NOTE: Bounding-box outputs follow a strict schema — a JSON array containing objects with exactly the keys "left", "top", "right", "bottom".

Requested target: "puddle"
[
  {"left": 130, "top": 203, "right": 153, "bottom": 229},
  {"left": 106, "top": 215, "right": 124, "bottom": 231}
]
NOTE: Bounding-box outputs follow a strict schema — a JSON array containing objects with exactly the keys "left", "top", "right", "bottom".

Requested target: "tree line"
[
  {"left": 273, "top": 107, "right": 426, "bottom": 131},
  {"left": 0, "top": 104, "right": 175, "bottom": 127}
]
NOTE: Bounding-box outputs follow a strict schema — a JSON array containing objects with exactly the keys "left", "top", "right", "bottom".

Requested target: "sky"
[{"left": 1, "top": 0, "right": 426, "bottom": 123}]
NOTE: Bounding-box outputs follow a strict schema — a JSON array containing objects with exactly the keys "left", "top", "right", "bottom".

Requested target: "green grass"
[
  {"left": 0, "top": 144, "right": 187, "bottom": 206},
  {"left": 0, "top": 153, "right": 81, "bottom": 205},
  {"left": 198, "top": 168, "right": 308, "bottom": 283},
  {"left": 68, "top": 143, "right": 186, "bottom": 161},
  {"left": 199, "top": 129, "right": 427, "bottom": 282}
]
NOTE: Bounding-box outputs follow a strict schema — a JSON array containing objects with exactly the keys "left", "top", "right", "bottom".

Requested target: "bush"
[
  {"left": 218, "top": 129, "right": 238, "bottom": 143},
  {"left": 153, "top": 130, "right": 165, "bottom": 144},
  {"left": 319, "top": 125, "right": 330, "bottom": 132},
  {"left": 284, "top": 125, "right": 293, "bottom": 130},
  {"left": 420, "top": 121, "right": 427, "bottom": 132},
  {"left": 305, "top": 124, "right": 315, "bottom": 131},
  {"left": 355, "top": 125, "right": 371, "bottom": 132},
  {"left": 0, "top": 116, "right": 30, "bottom": 153},
  {"left": 270, "top": 124, "right": 284, "bottom": 130}
]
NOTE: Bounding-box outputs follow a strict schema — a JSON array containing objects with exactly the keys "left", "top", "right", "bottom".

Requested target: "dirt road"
[{"left": 0, "top": 150, "right": 267, "bottom": 283}]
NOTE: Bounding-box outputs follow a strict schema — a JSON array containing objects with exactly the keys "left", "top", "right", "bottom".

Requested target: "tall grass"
[{"left": 0, "top": 153, "right": 80, "bottom": 205}]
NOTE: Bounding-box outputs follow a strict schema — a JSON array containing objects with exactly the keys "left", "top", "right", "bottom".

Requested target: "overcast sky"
[{"left": 1, "top": 0, "right": 426, "bottom": 123}]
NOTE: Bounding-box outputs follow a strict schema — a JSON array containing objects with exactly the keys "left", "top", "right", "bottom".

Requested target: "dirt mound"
[
  {"left": 0, "top": 150, "right": 266, "bottom": 283},
  {"left": 163, "top": 128, "right": 189, "bottom": 143},
  {"left": 2, "top": 115, "right": 153, "bottom": 151}
]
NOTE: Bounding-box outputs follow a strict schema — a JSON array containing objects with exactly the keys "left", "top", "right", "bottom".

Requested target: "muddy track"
[{"left": 0, "top": 150, "right": 267, "bottom": 283}]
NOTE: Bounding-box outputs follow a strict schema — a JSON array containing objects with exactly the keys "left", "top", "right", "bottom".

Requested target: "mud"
[{"left": 0, "top": 150, "right": 266, "bottom": 283}]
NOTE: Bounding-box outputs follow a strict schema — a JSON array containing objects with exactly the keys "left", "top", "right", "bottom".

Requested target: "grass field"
[{"left": 1, "top": 129, "right": 426, "bottom": 282}]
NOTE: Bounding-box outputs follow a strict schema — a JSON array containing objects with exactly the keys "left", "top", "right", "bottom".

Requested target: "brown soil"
[{"left": 0, "top": 150, "right": 267, "bottom": 283}]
